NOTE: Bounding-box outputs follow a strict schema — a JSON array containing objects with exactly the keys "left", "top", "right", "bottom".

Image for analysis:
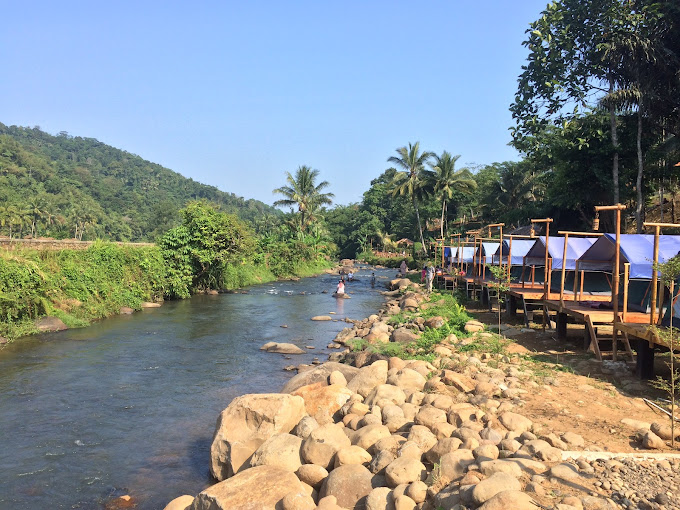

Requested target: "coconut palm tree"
[
  {"left": 388, "top": 142, "right": 434, "bottom": 255},
  {"left": 273, "top": 166, "right": 334, "bottom": 232},
  {"left": 426, "top": 151, "right": 477, "bottom": 238}
]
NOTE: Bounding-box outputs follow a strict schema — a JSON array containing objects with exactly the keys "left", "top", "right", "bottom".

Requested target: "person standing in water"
[
  {"left": 370, "top": 272, "right": 376, "bottom": 286},
  {"left": 399, "top": 260, "right": 407, "bottom": 275},
  {"left": 336, "top": 279, "right": 345, "bottom": 295}
]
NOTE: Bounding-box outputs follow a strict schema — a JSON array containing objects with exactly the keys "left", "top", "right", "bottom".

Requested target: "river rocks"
[
  {"left": 249, "top": 433, "right": 303, "bottom": 471},
  {"left": 261, "top": 342, "right": 306, "bottom": 354},
  {"left": 210, "top": 393, "right": 306, "bottom": 480},
  {"left": 292, "top": 382, "right": 353, "bottom": 424},
  {"left": 386, "top": 368, "right": 426, "bottom": 392},
  {"left": 281, "top": 362, "right": 359, "bottom": 393},
  {"left": 301, "top": 423, "right": 352, "bottom": 469},
  {"left": 384, "top": 457, "right": 427, "bottom": 487},
  {"left": 549, "top": 462, "right": 581, "bottom": 481},
  {"left": 640, "top": 430, "right": 666, "bottom": 449},
  {"left": 140, "top": 301, "right": 161, "bottom": 308},
  {"left": 651, "top": 421, "right": 679, "bottom": 441},
  {"left": 334, "top": 445, "right": 373, "bottom": 468},
  {"left": 281, "top": 492, "right": 316, "bottom": 510},
  {"left": 439, "top": 449, "right": 476, "bottom": 484},
  {"left": 347, "top": 360, "right": 388, "bottom": 397},
  {"left": 472, "top": 472, "right": 522, "bottom": 505},
  {"left": 423, "top": 316, "right": 445, "bottom": 329},
  {"left": 119, "top": 306, "right": 134, "bottom": 315},
  {"left": 478, "top": 490, "right": 539, "bottom": 510},
  {"left": 297, "top": 463, "right": 329, "bottom": 488},
  {"left": 365, "top": 384, "right": 406, "bottom": 406},
  {"left": 35, "top": 316, "right": 68, "bottom": 332},
  {"left": 319, "top": 464, "right": 374, "bottom": 509},
  {"left": 498, "top": 411, "right": 533, "bottom": 433},
  {"left": 464, "top": 320, "right": 485, "bottom": 333},
  {"left": 191, "top": 465, "right": 305, "bottom": 509},
  {"left": 391, "top": 327, "right": 420, "bottom": 344},
  {"left": 312, "top": 315, "right": 333, "bottom": 321},
  {"left": 365, "top": 486, "right": 393, "bottom": 510},
  {"left": 162, "top": 495, "right": 194, "bottom": 510}
]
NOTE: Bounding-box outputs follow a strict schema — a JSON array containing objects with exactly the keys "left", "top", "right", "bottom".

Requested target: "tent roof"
[
  {"left": 524, "top": 236, "right": 597, "bottom": 270},
  {"left": 477, "top": 242, "right": 500, "bottom": 264},
  {"left": 454, "top": 246, "right": 476, "bottom": 263},
  {"left": 578, "top": 234, "right": 680, "bottom": 279},
  {"left": 493, "top": 239, "right": 536, "bottom": 266}
]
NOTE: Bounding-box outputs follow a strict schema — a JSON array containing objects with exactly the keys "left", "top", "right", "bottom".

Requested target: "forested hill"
[{"left": 0, "top": 123, "right": 278, "bottom": 241}]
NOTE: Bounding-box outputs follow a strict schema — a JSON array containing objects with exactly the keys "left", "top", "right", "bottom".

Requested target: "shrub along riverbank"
[{"left": 0, "top": 202, "right": 334, "bottom": 342}]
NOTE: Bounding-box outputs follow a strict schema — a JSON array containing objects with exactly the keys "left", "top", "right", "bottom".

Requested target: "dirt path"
[{"left": 468, "top": 305, "right": 678, "bottom": 454}]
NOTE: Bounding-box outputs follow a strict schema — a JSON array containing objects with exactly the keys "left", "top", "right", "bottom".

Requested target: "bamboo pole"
[
  {"left": 560, "top": 234, "right": 569, "bottom": 303},
  {"left": 623, "top": 263, "right": 630, "bottom": 323},
  {"left": 595, "top": 204, "right": 627, "bottom": 354},
  {"left": 644, "top": 222, "right": 680, "bottom": 324}
]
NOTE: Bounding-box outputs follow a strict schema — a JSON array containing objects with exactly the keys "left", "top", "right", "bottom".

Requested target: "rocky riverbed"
[{"left": 159, "top": 277, "right": 680, "bottom": 510}]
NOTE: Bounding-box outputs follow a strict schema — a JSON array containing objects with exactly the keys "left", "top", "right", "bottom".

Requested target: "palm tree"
[
  {"left": 426, "top": 151, "right": 477, "bottom": 238},
  {"left": 388, "top": 142, "right": 434, "bottom": 255},
  {"left": 0, "top": 205, "right": 23, "bottom": 239},
  {"left": 273, "top": 166, "right": 334, "bottom": 231}
]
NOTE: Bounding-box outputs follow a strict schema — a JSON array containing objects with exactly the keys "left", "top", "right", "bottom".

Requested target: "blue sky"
[{"left": 1, "top": 1, "right": 549, "bottom": 207}]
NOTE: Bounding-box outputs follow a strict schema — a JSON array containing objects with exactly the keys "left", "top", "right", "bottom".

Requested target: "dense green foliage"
[
  {"left": 0, "top": 123, "right": 278, "bottom": 241},
  {"left": 0, "top": 201, "right": 333, "bottom": 340},
  {"left": 0, "top": 242, "right": 168, "bottom": 339}
]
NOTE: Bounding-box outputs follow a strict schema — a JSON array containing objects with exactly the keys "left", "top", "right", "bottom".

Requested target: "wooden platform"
[
  {"left": 542, "top": 300, "right": 650, "bottom": 362},
  {"left": 613, "top": 322, "right": 679, "bottom": 379}
]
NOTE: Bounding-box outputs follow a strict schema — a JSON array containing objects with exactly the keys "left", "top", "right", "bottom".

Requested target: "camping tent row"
[{"left": 444, "top": 234, "right": 680, "bottom": 321}]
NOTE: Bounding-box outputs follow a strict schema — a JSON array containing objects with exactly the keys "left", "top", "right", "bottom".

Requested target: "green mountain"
[{"left": 0, "top": 123, "right": 277, "bottom": 241}]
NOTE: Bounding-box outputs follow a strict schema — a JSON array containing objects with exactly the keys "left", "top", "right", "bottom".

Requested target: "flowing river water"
[{"left": 0, "top": 267, "right": 395, "bottom": 509}]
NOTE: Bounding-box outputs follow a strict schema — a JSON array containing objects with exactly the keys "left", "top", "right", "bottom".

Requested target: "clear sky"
[{"left": 1, "top": 0, "right": 549, "bottom": 208}]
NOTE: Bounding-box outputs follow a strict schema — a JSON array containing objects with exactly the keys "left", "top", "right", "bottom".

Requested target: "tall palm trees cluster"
[
  {"left": 388, "top": 142, "right": 477, "bottom": 255},
  {"left": 0, "top": 198, "right": 58, "bottom": 239}
]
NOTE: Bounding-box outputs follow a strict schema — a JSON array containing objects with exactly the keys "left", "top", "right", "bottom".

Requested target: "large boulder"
[
  {"left": 210, "top": 393, "right": 307, "bottom": 480},
  {"left": 364, "top": 384, "right": 406, "bottom": 406},
  {"left": 261, "top": 342, "right": 306, "bottom": 354},
  {"left": 249, "top": 433, "right": 303, "bottom": 471},
  {"left": 498, "top": 412, "right": 533, "bottom": 433},
  {"left": 471, "top": 472, "right": 521, "bottom": 506},
  {"left": 384, "top": 457, "right": 427, "bottom": 487},
  {"left": 163, "top": 495, "right": 194, "bottom": 510},
  {"left": 386, "top": 368, "right": 426, "bottom": 392},
  {"left": 347, "top": 360, "right": 389, "bottom": 397},
  {"left": 391, "top": 327, "right": 420, "bottom": 344},
  {"left": 477, "top": 490, "right": 539, "bottom": 510},
  {"left": 319, "top": 464, "right": 374, "bottom": 510},
  {"left": 292, "top": 382, "right": 353, "bottom": 424},
  {"left": 281, "top": 363, "right": 359, "bottom": 393},
  {"left": 301, "top": 423, "right": 352, "bottom": 469},
  {"left": 190, "top": 465, "right": 305, "bottom": 510},
  {"left": 35, "top": 316, "right": 68, "bottom": 332}
]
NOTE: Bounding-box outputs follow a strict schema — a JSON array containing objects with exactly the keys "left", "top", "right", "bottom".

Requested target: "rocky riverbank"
[{"left": 160, "top": 277, "right": 680, "bottom": 510}]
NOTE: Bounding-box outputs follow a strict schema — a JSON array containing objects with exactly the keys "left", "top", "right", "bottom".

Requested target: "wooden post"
[
  {"left": 622, "top": 263, "right": 630, "bottom": 323},
  {"left": 560, "top": 234, "right": 569, "bottom": 303},
  {"left": 595, "top": 204, "right": 627, "bottom": 358},
  {"left": 573, "top": 261, "right": 580, "bottom": 302},
  {"left": 507, "top": 237, "right": 513, "bottom": 281},
  {"left": 643, "top": 222, "right": 680, "bottom": 324},
  {"left": 531, "top": 218, "right": 554, "bottom": 298}
]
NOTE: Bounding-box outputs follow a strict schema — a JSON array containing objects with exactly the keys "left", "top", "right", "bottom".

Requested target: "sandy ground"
[{"left": 469, "top": 304, "right": 679, "bottom": 454}]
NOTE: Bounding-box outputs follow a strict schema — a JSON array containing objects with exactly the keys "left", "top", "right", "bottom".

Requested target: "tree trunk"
[
  {"left": 609, "top": 76, "right": 620, "bottom": 204},
  {"left": 413, "top": 198, "right": 427, "bottom": 256},
  {"left": 440, "top": 200, "right": 446, "bottom": 239},
  {"left": 635, "top": 104, "right": 644, "bottom": 233}
]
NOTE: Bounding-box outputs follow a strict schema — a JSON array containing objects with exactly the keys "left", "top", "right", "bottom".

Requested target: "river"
[{"left": 0, "top": 267, "right": 394, "bottom": 509}]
